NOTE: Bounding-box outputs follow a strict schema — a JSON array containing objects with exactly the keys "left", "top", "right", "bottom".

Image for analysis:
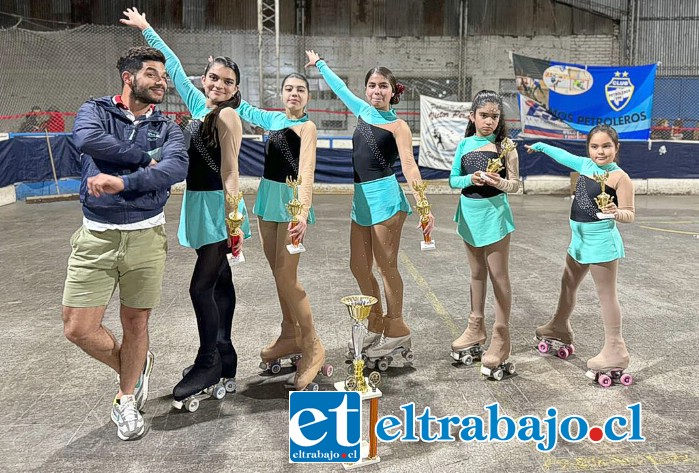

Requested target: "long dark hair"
[
  {"left": 201, "top": 56, "right": 241, "bottom": 148},
  {"left": 586, "top": 124, "right": 620, "bottom": 162},
  {"left": 464, "top": 90, "right": 508, "bottom": 143},
  {"left": 364, "top": 66, "right": 405, "bottom": 105}
]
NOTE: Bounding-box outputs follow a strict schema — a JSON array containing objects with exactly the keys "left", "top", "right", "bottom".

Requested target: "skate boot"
[
  {"left": 218, "top": 341, "right": 238, "bottom": 393},
  {"left": 450, "top": 314, "right": 487, "bottom": 366},
  {"left": 585, "top": 340, "right": 632, "bottom": 387},
  {"left": 260, "top": 319, "right": 303, "bottom": 375},
  {"left": 172, "top": 350, "right": 225, "bottom": 412},
  {"left": 346, "top": 311, "right": 384, "bottom": 359},
  {"left": 481, "top": 323, "right": 515, "bottom": 381},
  {"left": 535, "top": 319, "right": 576, "bottom": 359},
  {"left": 293, "top": 336, "right": 333, "bottom": 391},
  {"left": 365, "top": 316, "right": 414, "bottom": 371}
]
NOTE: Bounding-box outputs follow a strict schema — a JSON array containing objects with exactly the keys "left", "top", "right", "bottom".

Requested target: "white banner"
[
  {"left": 518, "top": 94, "right": 585, "bottom": 140},
  {"left": 418, "top": 95, "right": 471, "bottom": 170}
]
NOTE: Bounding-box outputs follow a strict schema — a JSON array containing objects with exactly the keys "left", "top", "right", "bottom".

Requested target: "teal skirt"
[
  {"left": 453, "top": 193, "right": 515, "bottom": 247},
  {"left": 351, "top": 174, "right": 412, "bottom": 227},
  {"left": 253, "top": 177, "right": 316, "bottom": 224},
  {"left": 568, "top": 219, "right": 625, "bottom": 264},
  {"left": 178, "top": 190, "right": 251, "bottom": 250}
]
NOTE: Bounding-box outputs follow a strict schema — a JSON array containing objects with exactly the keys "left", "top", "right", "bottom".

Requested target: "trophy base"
[
  {"left": 420, "top": 240, "right": 436, "bottom": 251},
  {"left": 227, "top": 252, "right": 245, "bottom": 265},
  {"left": 286, "top": 243, "right": 306, "bottom": 254},
  {"left": 596, "top": 212, "right": 616, "bottom": 220},
  {"left": 342, "top": 441, "right": 380, "bottom": 470},
  {"left": 333, "top": 380, "right": 382, "bottom": 399}
]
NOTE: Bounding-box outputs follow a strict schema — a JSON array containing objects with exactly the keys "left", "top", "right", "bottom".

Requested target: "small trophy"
[
  {"left": 413, "top": 181, "right": 435, "bottom": 251},
  {"left": 484, "top": 138, "right": 516, "bottom": 181},
  {"left": 593, "top": 171, "right": 616, "bottom": 220},
  {"left": 339, "top": 295, "right": 381, "bottom": 394},
  {"left": 285, "top": 176, "right": 306, "bottom": 254},
  {"left": 225, "top": 191, "right": 245, "bottom": 264}
]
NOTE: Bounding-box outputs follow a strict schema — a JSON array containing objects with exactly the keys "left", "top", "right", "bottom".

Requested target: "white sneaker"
[{"left": 111, "top": 394, "right": 145, "bottom": 440}]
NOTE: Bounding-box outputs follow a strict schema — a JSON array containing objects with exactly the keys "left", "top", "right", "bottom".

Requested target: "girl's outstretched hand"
[
  {"left": 524, "top": 144, "right": 536, "bottom": 154},
  {"left": 120, "top": 7, "right": 151, "bottom": 31},
  {"left": 304, "top": 50, "right": 321, "bottom": 68}
]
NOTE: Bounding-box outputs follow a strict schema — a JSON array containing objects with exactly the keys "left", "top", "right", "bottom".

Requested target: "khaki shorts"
[{"left": 62, "top": 225, "right": 168, "bottom": 308}]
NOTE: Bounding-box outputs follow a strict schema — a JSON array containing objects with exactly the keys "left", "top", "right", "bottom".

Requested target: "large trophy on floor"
[
  {"left": 336, "top": 295, "right": 383, "bottom": 469},
  {"left": 225, "top": 191, "right": 245, "bottom": 264},
  {"left": 413, "top": 181, "right": 435, "bottom": 251},
  {"left": 285, "top": 176, "right": 307, "bottom": 254}
]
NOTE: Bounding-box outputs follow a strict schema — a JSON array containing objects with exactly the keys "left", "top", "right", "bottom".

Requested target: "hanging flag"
[
  {"left": 513, "top": 53, "right": 657, "bottom": 139},
  {"left": 419, "top": 95, "right": 471, "bottom": 170}
]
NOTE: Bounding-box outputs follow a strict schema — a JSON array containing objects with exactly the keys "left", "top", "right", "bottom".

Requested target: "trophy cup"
[
  {"left": 336, "top": 295, "right": 383, "bottom": 470},
  {"left": 593, "top": 171, "right": 616, "bottom": 220},
  {"left": 413, "top": 181, "right": 435, "bottom": 251},
  {"left": 285, "top": 176, "right": 306, "bottom": 254},
  {"left": 225, "top": 192, "right": 245, "bottom": 264}
]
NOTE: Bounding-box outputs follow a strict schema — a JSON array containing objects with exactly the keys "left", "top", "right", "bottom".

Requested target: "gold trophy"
[
  {"left": 225, "top": 191, "right": 245, "bottom": 264},
  {"left": 285, "top": 176, "right": 306, "bottom": 254},
  {"left": 593, "top": 171, "right": 615, "bottom": 220},
  {"left": 483, "top": 137, "right": 515, "bottom": 183},
  {"left": 336, "top": 295, "right": 383, "bottom": 470},
  {"left": 413, "top": 181, "right": 435, "bottom": 251}
]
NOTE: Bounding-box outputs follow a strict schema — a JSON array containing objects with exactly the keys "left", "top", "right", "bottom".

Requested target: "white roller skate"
[
  {"left": 365, "top": 335, "right": 414, "bottom": 372},
  {"left": 259, "top": 353, "right": 303, "bottom": 375}
]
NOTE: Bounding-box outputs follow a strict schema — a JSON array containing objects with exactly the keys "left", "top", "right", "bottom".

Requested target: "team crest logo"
[{"left": 605, "top": 71, "right": 634, "bottom": 111}]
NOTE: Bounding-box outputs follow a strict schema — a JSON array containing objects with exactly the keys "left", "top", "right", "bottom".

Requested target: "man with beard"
[{"left": 62, "top": 46, "right": 187, "bottom": 441}]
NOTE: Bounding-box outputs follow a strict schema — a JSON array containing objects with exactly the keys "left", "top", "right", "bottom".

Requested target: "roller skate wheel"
[
  {"left": 598, "top": 374, "right": 613, "bottom": 388},
  {"left": 366, "top": 360, "right": 376, "bottom": 370},
  {"left": 568, "top": 344, "right": 575, "bottom": 355},
  {"left": 557, "top": 347, "right": 570, "bottom": 359},
  {"left": 537, "top": 341, "right": 549, "bottom": 354},
  {"left": 321, "top": 364, "right": 334, "bottom": 377},
  {"left": 258, "top": 361, "right": 268, "bottom": 370},
  {"left": 212, "top": 385, "right": 226, "bottom": 400},
  {"left": 403, "top": 350, "right": 415, "bottom": 363},
  {"left": 620, "top": 373, "right": 633, "bottom": 386},
  {"left": 185, "top": 398, "right": 199, "bottom": 412},
  {"left": 347, "top": 364, "right": 355, "bottom": 375},
  {"left": 270, "top": 362, "right": 282, "bottom": 375},
  {"left": 305, "top": 383, "right": 319, "bottom": 392},
  {"left": 461, "top": 354, "right": 473, "bottom": 366},
  {"left": 493, "top": 369, "right": 504, "bottom": 381},
  {"left": 377, "top": 359, "right": 390, "bottom": 372},
  {"left": 506, "top": 363, "right": 516, "bottom": 375},
  {"left": 224, "top": 379, "right": 237, "bottom": 392}
]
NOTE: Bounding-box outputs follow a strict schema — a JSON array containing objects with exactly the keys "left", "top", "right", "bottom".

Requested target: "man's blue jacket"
[{"left": 73, "top": 96, "right": 188, "bottom": 224}]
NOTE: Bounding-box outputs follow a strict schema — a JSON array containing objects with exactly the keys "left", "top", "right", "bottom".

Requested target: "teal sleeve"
[
  {"left": 237, "top": 99, "right": 279, "bottom": 130},
  {"left": 142, "top": 27, "right": 208, "bottom": 119},
  {"left": 449, "top": 141, "right": 473, "bottom": 188},
  {"left": 529, "top": 142, "right": 587, "bottom": 173},
  {"left": 316, "top": 60, "right": 368, "bottom": 117}
]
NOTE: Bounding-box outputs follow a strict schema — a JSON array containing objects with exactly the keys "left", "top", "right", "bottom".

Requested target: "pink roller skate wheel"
[
  {"left": 598, "top": 374, "right": 612, "bottom": 388},
  {"left": 620, "top": 373, "right": 633, "bottom": 386},
  {"left": 557, "top": 347, "right": 570, "bottom": 359},
  {"left": 537, "top": 341, "right": 549, "bottom": 353},
  {"left": 568, "top": 344, "right": 575, "bottom": 355},
  {"left": 322, "top": 364, "right": 334, "bottom": 377}
]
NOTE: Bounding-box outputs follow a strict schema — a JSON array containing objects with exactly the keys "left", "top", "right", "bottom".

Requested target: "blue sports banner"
[{"left": 513, "top": 53, "right": 657, "bottom": 139}]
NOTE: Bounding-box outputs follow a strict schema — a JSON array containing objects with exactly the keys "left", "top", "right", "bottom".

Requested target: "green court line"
[{"left": 640, "top": 225, "right": 699, "bottom": 236}]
